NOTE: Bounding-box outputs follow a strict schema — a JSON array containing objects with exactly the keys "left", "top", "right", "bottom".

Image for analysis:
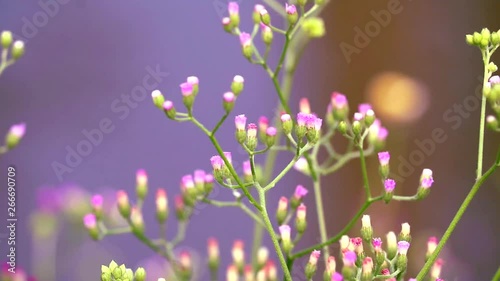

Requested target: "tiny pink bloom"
[
  {"left": 309, "top": 250, "right": 320, "bottom": 265},
  {"left": 285, "top": 3, "right": 297, "bottom": 14},
  {"left": 489, "top": 75, "right": 500, "bottom": 85},
  {"left": 247, "top": 123, "right": 257, "bottom": 137},
  {"left": 187, "top": 76, "right": 199, "bottom": 85},
  {"left": 254, "top": 4, "right": 265, "bottom": 13},
  {"left": 136, "top": 169, "right": 148, "bottom": 185},
  {"left": 222, "top": 17, "right": 231, "bottom": 26},
  {"left": 331, "top": 92, "right": 348, "bottom": 109},
  {"left": 181, "top": 174, "right": 195, "bottom": 190},
  {"left": 259, "top": 115, "right": 269, "bottom": 127},
  {"left": 83, "top": 213, "right": 96, "bottom": 229},
  {"left": 294, "top": 185, "right": 308, "bottom": 199},
  {"left": 304, "top": 114, "right": 316, "bottom": 129},
  {"left": 378, "top": 151, "right": 390, "bottom": 166},
  {"left": 235, "top": 114, "right": 247, "bottom": 131},
  {"left": 243, "top": 160, "right": 252, "bottom": 176},
  {"left": 297, "top": 203, "right": 306, "bottom": 220},
  {"left": 378, "top": 127, "right": 388, "bottom": 140},
  {"left": 266, "top": 127, "right": 277, "bottom": 136},
  {"left": 259, "top": 8, "right": 269, "bottom": 16},
  {"left": 343, "top": 251, "right": 357, "bottom": 266},
  {"left": 299, "top": 97, "right": 310, "bottom": 113},
  {"left": 260, "top": 22, "right": 271, "bottom": 32},
  {"left": 180, "top": 82, "right": 193, "bottom": 96},
  {"left": 223, "top": 92, "right": 235, "bottom": 102},
  {"left": 233, "top": 75, "right": 244, "bottom": 83},
  {"left": 163, "top": 100, "right": 174, "bottom": 110},
  {"left": 204, "top": 174, "right": 214, "bottom": 183},
  {"left": 397, "top": 241, "right": 410, "bottom": 255},
  {"left": 384, "top": 179, "right": 396, "bottom": 192},
  {"left": 91, "top": 194, "right": 103, "bottom": 209},
  {"left": 239, "top": 32, "right": 252, "bottom": 47},
  {"left": 223, "top": 152, "right": 232, "bottom": 164},
  {"left": 210, "top": 155, "right": 224, "bottom": 170},
  {"left": 151, "top": 89, "right": 162, "bottom": 98},
  {"left": 194, "top": 169, "right": 206, "bottom": 185},
  {"left": 278, "top": 197, "right": 288, "bottom": 211},
  {"left": 279, "top": 225, "right": 291, "bottom": 239},
  {"left": 281, "top": 113, "right": 291, "bottom": 122},
  {"left": 420, "top": 169, "right": 434, "bottom": 188},
  {"left": 358, "top": 103, "right": 372, "bottom": 115},
  {"left": 354, "top": 112, "right": 363, "bottom": 121},
  {"left": 372, "top": 238, "right": 382, "bottom": 251},
  {"left": 228, "top": 2, "right": 239, "bottom": 15},
  {"left": 314, "top": 118, "right": 323, "bottom": 131},
  {"left": 332, "top": 272, "right": 343, "bottom": 281},
  {"left": 297, "top": 112, "right": 308, "bottom": 126},
  {"left": 9, "top": 123, "right": 26, "bottom": 138}
]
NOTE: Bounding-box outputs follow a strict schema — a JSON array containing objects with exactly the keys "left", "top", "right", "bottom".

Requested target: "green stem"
[
  {"left": 258, "top": 188, "right": 293, "bottom": 281},
  {"left": 358, "top": 143, "right": 372, "bottom": 199},
  {"left": 312, "top": 173, "right": 329, "bottom": 265},
  {"left": 415, "top": 161, "right": 499, "bottom": 280},
  {"left": 492, "top": 266, "right": 500, "bottom": 281},
  {"left": 290, "top": 196, "right": 382, "bottom": 259},
  {"left": 264, "top": 144, "right": 311, "bottom": 191},
  {"left": 477, "top": 48, "right": 491, "bottom": 179}
]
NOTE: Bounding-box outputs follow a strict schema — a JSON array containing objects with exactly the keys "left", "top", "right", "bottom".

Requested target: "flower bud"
[
  {"left": 417, "top": 168, "right": 434, "bottom": 199},
  {"left": 193, "top": 169, "right": 206, "bottom": 193},
  {"left": 295, "top": 203, "right": 307, "bottom": 233},
  {"left": 352, "top": 120, "right": 362, "bottom": 135},
  {"left": 361, "top": 257, "right": 373, "bottom": 281},
  {"left": 279, "top": 225, "right": 293, "bottom": 253},
  {"left": 257, "top": 247, "right": 269, "bottom": 269},
  {"left": 324, "top": 256, "right": 336, "bottom": 280},
  {"left": 297, "top": 0, "right": 307, "bottom": 6},
  {"left": 276, "top": 197, "right": 288, "bottom": 225},
  {"left": 466, "top": 34, "right": 474, "bottom": 45},
  {"left": 299, "top": 98, "right": 311, "bottom": 113},
  {"left": 360, "top": 215, "right": 373, "bottom": 242},
  {"left": 134, "top": 267, "right": 146, "bottom": 281},
  {"left": 290, "top": 185, "right": 308, "bottom": 208},
  {"left": 223, "top": 92, "right": 236, "bottom": 112},
  {"left": 294, "top": 157, "right": 310, "bottom": 176},
  {"left": 5, "top": 123, "right": 26, "bottom": 149},
  {"left": 243, "top": 161, "right": 252, "bottom": 182},
  {"left": 280, "top": 114, "right": 293, "bottom": 135},
  {"left": 331, "top": 92, "right": 349, "bottom": 120},
  {"left": 260, "top": 23, "right": 273, "bottom": 45},
  {"left": 305, "top": 250, "right": 320, "bottom": 279},
  {"left": 228, "top": 2, "right": 240, "bottom": 27},
  {"left": 296, "top": 112, "right": 308, "bottom": 139},
  {"left": 227, "top": 265, "right": 238, "bottom": 281},
  {"left": 365, "top": 109, "right": 375, "bottom": 127},
  {"left": 260, "top": 9, "right": 271, "bottom": 25},
  {"left": 286, "top": 4, "right": 298, "bottom": 26},
  {"left": 473, "top": 32, "right": 482, "bottom": 45},
  {"left": 135, "top": 169, "right": 148, "bottom": 200},
  {"left": 341, "top": 251, "right": 357, "bottom": 279},
  {"left": 207, "top": 238, "right": 220, "bottom": 270},
  {"left": 151, "top": 90, "right": 165, "bottom": 109},
  {"left": 1, "top": 31, "right": 13, "bottom": 48},
  {"left": 231, "top": 75, "right": 244, "bottom": 95},
  {"left": 175, "top": 195, "right": 186, "bottom": 221},
  {"left": 265, "top": 126, "right": 277, "bottom": 147},
  {"left": 487, "top": 115, "right": 498, "bottom": 131},
  {"left": 383, "top": 179, "right": 396, "bottom": 203},
  {"left": 232, "top": 240, "right": 245, "bottom": 271},
  {"left": 431, "top": 258, "right": 444, "bottom": 280},
  {"left": 180, "top": 82, "right": 195, "bottom": 109},
  {"left": 378, "top": 151, "right": 390, "bottom": 179},
  {"left": 337, "top": 121, "right": 348, "bottom": 135},
  {"left": 258, "top": 116, "right": 269, "bottom": 143},
  {"left": 492, "top": 32, "right": 500, "bottom": 45},
  {"left": 302, "top": 17, "right": 325, "bottom": 38},
  {"left": 398, "top": 222, "right": 411, "bottom": 242},
  {"left": 204, "top": 174, "right": 214, "bottom": 193},
  {"left": 210, "top": 155, "right": 224, "bottom": 181},
  {"left": 12, "top": 41, "right": 24, "bottom": 60},
  {"left": 331, "top": 272, "right": 343, "bottom": 281},
  {"left": 396, "top": 241, "right": 410, "bottom": 272},
  {"left": 351, "top": 237, "right": 364, "bottom": 258},
  {"left": 372, "top": 237, "right": 385, "bottom": 265},
  {"left": 265, "top": 261, "right": 278, "bottom": 281},
  {"left": 130, "top": 207, "right": 144, "bottom": 234},
  {"left": 244, "top": 265, "right": 253, "bottom": 281},
  {"left": 155, "top": 188, "right": 168, "bottom": 223},
  {"left": 240, "top": 32, "right": 253, "bottom": 59},
  {"left": 488, "top": 62, "right": 498, "bottom": 72},
  {"left": 386, "top": 231, "right": 397, "bottom": 260},
  {"left": 339, "top": 235, "right": 351, "bottom": 253},
  {"left": 116, "top": 190, "right": 131, "bottom": 218},
  {"left": 83, "top": 213, "right": 99, "bottom": 240},
  {"left": 162, "top": 100, "right": 176, "bottom": 119},
  {"left": 222, "top": 17, "right": 233, "bottom": 33},
  {"left": 305, "top": 115, "right": 322, "bottom": 144},
  {"left": 253, "top": 5, "right": 265, "bottom": 23},
  {"left": 481, "top": 28, "right": 491, "bottom": 42},
  {"left": 179, "top": 251, "right": 192, "bottom": 280},
  {"left": 91, "top": 194, "right": 104, "bottom": 220},
  {"left": 426, "top": 236, "right": 438, "bottom": 261},
  {"left": 247, "top": 123, "right": 258, "bottom": 151}
]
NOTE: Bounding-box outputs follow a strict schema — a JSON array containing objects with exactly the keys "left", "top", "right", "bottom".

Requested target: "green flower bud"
[
  {"left": 480, "top": 38, "right": 489, "bottom": 49},
  {"left": 352, "top": 120, "right": 362, "bottom": 135},
  {"left": 302, "top": 18, "right": 326, "bottom": 38},
  {"left": 108, "top": 261, "right": 119, "bottom": 271},
  {"left": 260, "top": 9, "right": 271, "bottom": 25},
  {"left": 465, "top": 34, "right": 474, "bottom": 45},
  {"left": 11, "top": 41, "right": 24, "bottom": 60},
  {"left": 261, "top": 25, "right": 273, "bottom": 45},
  {"left": 297, "top": 0, "right": 307, "bottom": 6},
  {"left": 473, "top": 32, "right": 482, "bottom": 45},
  {"left": 5, "top": 123, "right": 26, "bottom": 150},
  {"left": 231, "top": 75, "right": 244, "bottom": 96},
  {"left": 151, "top": 90, "right": 165, "bottom": 110},
  {"left": 486, "top": 115, "right": 498, "bottom": 131},
  {"left": 491, "top": 32, "right": 500, "bottom": 45},
  {"left": 1, "top": 31, "right": 13, "bottom": 48},
  {"left": 481, "top": 28, "right": 491, "bottom": 42},
  {"left": 338, "top": 121, "right": 347, "bottom": 135},
  {"left": 488, "top": 62, "right": 498, "bottom": 72}
]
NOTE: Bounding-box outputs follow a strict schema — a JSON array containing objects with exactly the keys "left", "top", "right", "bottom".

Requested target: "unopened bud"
[
  {"left": 398, "top": 222, "right": 411, "bottom": 242},
  {"left": 134, "top": 267, "right": 146, "bottom": 281},
  {"left": 361, "top": 215, "right": 373, "bottom": 242},
  {"left": 295, "top": 203, "right": 307, "bottom": 233},
  {"left": 286, "top": 4, "right": 298, "bottom": 26},
  {"left": 260, "top": 9, "right": 271, "bottom": 25},
  {"left": 163, "top": 100, "right": 176, "bottom": 119},
  {"left": 231, "top": 75, "right": 244, "bottom": 95},
  {"left": 1, "top": 31, "right": 13, "bottom": 48},
  {"left": 276, "top": 197, "right": 288, "bottom": 225},
  {"left": 486, "top": 115, "right": 498, "bottom": 131},
  {"left": 232, "top": 240, "right": 245, "bottom": 271},
  {"left": 130, "top": 207, "right": 144, "bottom": 234},
  {"left": 305, "top": 250, "right": 320, "bottom": 279},
  {"left": 257, "top": 247, "right": 269, "bottom": 269},
  {"left": 5, "top": 123, "right": 26, "bottom": 149},
  {"left": 136, "top": 169, "right": 148, "bottom": 200},
  {"left": 83, "top": 213, "right": 99, "bottom": 240},
  {"left": 426, "top": 237, "right": 438, "bottom": 261},
  {"left": 417, "top": 168, "right": 434, "bottom": 199},
  {"left": 155, "top": 188, "right": 168, "bottom": 223},
  {"left": 12, "top": 41, "right": 25, "bottom": 60},
  {"left": 361, "top": 257, "right": 373, "bottom": 281},
  {"left": 151, "top": 90, "right": 165, "bottom": 109},
  {"left": 246, "top": 123, "right": 258, "bottom": 151},
  {"left": 279, "top": 225, "right": 292, "bottom": 253},
  {"left": 281, "top": 114, "right": 293, "bottom": 135},
  {"left": 265, "top": 126, "right": 277, "bottom": 147},
  {"left": 91, "top": 194, "right": 104, "bottom": 220},
  {"left": 302, "top": 17, "right": 325, "bottom": 38},
  {"left": 223, "top": 92, "right": 236, "bottom": 112},
  {"left": 116, "top": 190, "right": 130, "bottom": 218},
  {"left": 386, "top": 231, "right": 397, "bottom": 260}
]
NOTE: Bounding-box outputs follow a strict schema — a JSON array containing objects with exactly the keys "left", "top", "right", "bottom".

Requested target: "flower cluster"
[{"left": 100, "top": 261, "right": 146, "bottom": 281}]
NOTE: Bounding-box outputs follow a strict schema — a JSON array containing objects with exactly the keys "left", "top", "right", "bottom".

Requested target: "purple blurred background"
[{"left": 0, "top": 0, "right": 499, "bottom": 280}]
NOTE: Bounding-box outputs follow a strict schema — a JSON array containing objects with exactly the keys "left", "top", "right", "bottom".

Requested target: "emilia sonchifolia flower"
[
  {"left": 276, "top": 197, "right": 288, "bottom": 225},
  {"left": 291, "top": 185, "right": 308, "bottom": 208},
  {"left": 5, "top": 122, "right": 26, "bottom": 149},
  {"left": 305, "top": 250, "right": 320, "bottom": 279},
  {"left": 417, "top": 168, "right": 434, "bottom": 199}
]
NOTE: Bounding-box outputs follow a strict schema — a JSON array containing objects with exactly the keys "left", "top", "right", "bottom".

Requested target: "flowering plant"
[{"left": 14, "top": 2, "right": 493, "bottom": 281}]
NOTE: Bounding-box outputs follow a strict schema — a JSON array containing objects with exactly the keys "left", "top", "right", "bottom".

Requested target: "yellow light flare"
[{"left": 366, "top": 72, "right": 429, "bottom": 124}]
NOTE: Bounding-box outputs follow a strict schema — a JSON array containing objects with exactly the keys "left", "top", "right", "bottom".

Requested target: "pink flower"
[
  {"left": 397, "top": 241, "right": 410, "bottom": 255},
  {"left": 378, "top": 127, "right": 388, "bottom": 141},
  {"left": 223, "top": 152, "right": 232, "bottom": 164},
  {"left": 297, "top": 112, "right": 309, "bottom": 126},
  {"left": 210, "top": 156, "right": 224, "bottom": 170},
  {"left": 420, "top": 169, "right": 434, "bottom": 188},
  {"left": 281, "top": 114, "right": 291, "bottom": 122},
  {"left": 83, "top": 213, "right": 96, "bottom": 229},
  {"left": 194, "top": 170, "right": 206, "bottom": 185},
  {"left": 180, "top": 82, "right": 193, "bottom": 96},
  {"left": 343, "top": 251, "right": 357, "bottom": 266},
  {"left": 332, "top": 272, "right": 343, "bottom": 281},
  {"left": 372, "top": 238, "right": 382, "bottom": 251},
  {"left": 228, "top": 2, "right": 239, "bottom": 15},
  {"left": 254, "top": 4, "right": 265, "bottom": 13},
  {"left": 239, "top": 32, "right": 251, "bottom": 47},
  {"left": 163, "top": 100, "right": 173, "bottom": 111},
  {"left": 247, "top": 123, "right": 257, "bottom": 138},
  {"left": 223, "top": 92, "right": 235, "bottom": 102},
  {"left": 91, "top": 194, "right": 103, "bottom": 209},
  {"left": 204, "top": 174, "right": 214, "bottom": 183},
  {"left": 136, "top": 169, "right": 148, "bottom": 186},
  {"left": 235, "top": 114, "right": 247, "bottom": 131},
  {"left": 181, "top": 175, "right": 195, "bottom": 190},
  {"left": 8, "top": 123, "right": 26, "bottom": 138},
  {"left": 314, "top": 118, "right": 323, "bottom": 131},
  {"left": 266, "top": 126, "right": 277, "bottom": 136},
  {"left": 259, "top": 116, "right": 269, "bottom": 131},
  {"left": 285, "top": 3, "right": 297, "bottom": 14},
  {"left": 358, "top": 103, "right": 372, "bottom": 115},
  {"left": 331, "top": 92, "right": 348, "bottom": 109},
  {"left": 243, "top": 160, "right": 252, "bottom": 176},
  {"left": 187, "top": 76, "right": 199, "bottom": 85},
  {"left": 279, "top": 225, "right": 291, "bottom": 240},
  {"left": 489, "top": 75, "right": 500, "bottom": 85},
  {"left": 384, "top": 179, "right": 396, "bottom": 192},
  {"left": 378, "top": 151, "right": 390, "bottom": 166},
  {"left": 308, "top": 250, "right": 320, "bottom": 266},
  {"left": 294, "top": 185, "right": 308, "bottom": 199}
]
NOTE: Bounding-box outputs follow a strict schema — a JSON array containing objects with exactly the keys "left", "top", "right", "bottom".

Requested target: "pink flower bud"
[
  {"left": 91, "top": 194, "right": 103, "bottom": 210},
  {"left": 247, "top": 123, "right": 257, "bottom": 138},
  {"left": 180, "top": 82, "right": 193, "bottom": 96},
  {"left": 222, "top": 17, "right": 231, "bottom": 26},
  {"left": 163, "top": 100, "right": 174, "bottom": 111},
  {"left": 117, "top": 190, "right": 129, "bottom": 208},
  {"left": 489, "top": 75, "right": 500, "bottom": 85},
  {"left": 266, "top": 126, "right": 277, "bottom": 136},
  {"left": 8, "top": 123, "right": 26, "bottom": 138},
  {"left": 156, "top": 188, "right": 168, "bottom": 213},
  {"left": 397, "top": 241, "right": 410, "bottom": 255},
  {"left": 297, "top": 112, "right": 308, "bottom": 126},
  {"left": 378, "top": 151, "right": 390, "bottom": 166},
  {"left": 358, "top": 103, "right": 372, "bottom": 115},
  {"left": 378, "top": 127, "right": 388, "bottom": 141},
  {"left": 384, "top": 179, "right": 396, "bottom": 192},
  {"left": 332, "top": 272, "right": 343, "bottom": 281},
  {"left": 223, "top": 92, "right": 235, "bottom": 102},
  {"left": 351, "top": 237, "right": 363, "bottom": 254},
  {"left": 223, "top": 152, "right": 232, "bottom": 164},
  {"left": 227, "top": 265, "right": 238, "bottom": 281},
  {"left": 362, "top": 257, "right": 373, "bottom": 274},
  {"left": 179, "top": 251, "right": 192, "bottom": 270},
  {"left": 420, "top": 169, "right": 434, "bottom": 188},
  {"left": 181, "top": 174, "right": 195, "bottom": 190},
  {"left": 281, "top": 114, "right": 291, "bottom": 122},
  {"left": 83, "top": 213, "right": 97, "bottom": 229},
  {"left": 327, "top": 256, "right": 336, "bottom": 274},
  {"left": 194, "top": 169, "right": 206, "bottom": 185},
  {"left": 239, "top": 32, "right": 252, "bottom": 47},
  {"left": 243, "top": 161, "right": 252, "bottom": 177},
  {"left": 279, "top": 225, "right": 291, "bottom": 241},
  {"left": 294, "top": 185, "right": 308, "bottom": 199},
  {"left": 342, "top": 251, "right": 356, "bottom": 266},
  {"left": 431, "top": 259, "right": 444, "bottom": 279},
  {"left": 354, "top": 112, "right": 363, "bottom": 121},
  {"left": 296, "top": 203, "right": 306, "bottom": 220},
  {"left": 187, "top": 76, "right": 199, "bottom": 85},
  {"left": 233, "top": 75, "right": 244, "bottom": 83},
  {"left": 232, "top": 240, "right": 245, "bottom": 265},
  {"left": 285, "top": 3, "right": 297, "bottom": 14},
  {"left": 308, "top": 250, "right": 320, "bottom": 266},
  {"left": 210, "top": 155, "right": 224, "bottom": 170},
  {"left": 207, "top": 237, "right": 219, "bottom": 261},
  {"left": 265, "top": 261, "right": 277, "bottom": 280},
  {"left": 372, "top": 237, "right": 382, "bottom": 252},
  {"left": 234, "top": 115, "right": 247, "bottom": 132},
  {"left": 228, "top": 2, "right": 239, "bottom": 15},
  {"left": 254, "top": 4, "right": 265, "bottom": 13},
  {"left": 136, "top": 169, "right": 148, "bottom": 186},
  {"left": 299, "top": 97, "right": 310, "bottom": 113},
  {"left": 331, "top": 92, "right": 348, "bottom": 109},
  {"left": 427, "top": 237, "right": 438, "bottom": 257}
]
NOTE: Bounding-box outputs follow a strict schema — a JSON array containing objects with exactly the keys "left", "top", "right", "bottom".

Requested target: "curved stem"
[
  {"left": 476, "top": 48, "right": 491, "bottom": 179},
  {"left": 415, "top": 161, "right": 499, "bottom": 280}
]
